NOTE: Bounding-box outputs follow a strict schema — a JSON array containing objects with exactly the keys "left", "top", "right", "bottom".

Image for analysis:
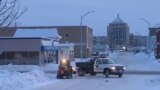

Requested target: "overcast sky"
[{"left": 18, "top": 0, "right": 160, "bottom": 36}]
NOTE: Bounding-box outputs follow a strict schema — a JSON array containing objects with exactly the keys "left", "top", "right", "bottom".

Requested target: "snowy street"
[
  {"left": 28, "top": 74, "right": 160, "bottom": 90},
  {"left": 1, "top": 52, "right": 160, "bottom": 90},
  {"left": 27, "top": 52, "right": 160, "bottom": 90},
  {"left": 1, "top": 0, "right": 160, "bottom": 90}
]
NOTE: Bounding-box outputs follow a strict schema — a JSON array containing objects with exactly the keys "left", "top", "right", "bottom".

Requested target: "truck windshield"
[{"left": 102, "top": 59, "right": 115, "bottom": 64}]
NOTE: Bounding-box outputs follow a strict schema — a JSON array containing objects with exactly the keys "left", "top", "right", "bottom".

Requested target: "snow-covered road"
[
  {"left": 26, "top": 52, "right": 160, "bottom": 90},
  {"left": 28, "top": 74, "right": 160, "bottom": 90}
]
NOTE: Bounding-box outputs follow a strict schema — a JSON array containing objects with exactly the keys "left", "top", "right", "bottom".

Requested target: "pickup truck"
[{"left": 76, "top": 58, "right": 125, "bottom": 78}]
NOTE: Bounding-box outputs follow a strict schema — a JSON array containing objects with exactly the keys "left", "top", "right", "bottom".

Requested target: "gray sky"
[{"left": 18, "top": 0, "right": 160, "bottom": 36}]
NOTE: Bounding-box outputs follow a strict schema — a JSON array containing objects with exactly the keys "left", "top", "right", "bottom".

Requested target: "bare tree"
[{"left": 0, "top": 0, "right": 26, "bottom": 27}]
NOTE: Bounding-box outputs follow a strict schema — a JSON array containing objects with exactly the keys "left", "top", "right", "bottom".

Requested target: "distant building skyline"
[{"left": 107, "top": 14, "right": 129, "bottom": 49}]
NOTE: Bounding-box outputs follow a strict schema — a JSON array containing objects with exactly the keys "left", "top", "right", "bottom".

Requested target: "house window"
[{"left": 65, "top": 34, "right": 69, "bottom": 37}]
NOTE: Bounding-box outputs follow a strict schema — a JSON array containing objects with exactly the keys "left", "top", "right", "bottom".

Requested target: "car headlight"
[
  {"left": 62, "top": 59, "right": 67, "bottom": 64},
  {"left": 72, "top": 67, "right": 76, "bottom": 71},
  {"left": 111, "top": 67, "right": 116, "bottom": 70},
  {"left": 123, "top": 67, "right": 126, "bottom": 70}
]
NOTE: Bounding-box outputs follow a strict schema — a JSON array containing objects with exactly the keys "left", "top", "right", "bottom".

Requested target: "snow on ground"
[
  {"left": 109, "top": 52, "right": 160, "bottom": 71},
  {"left": 0, "top": 51, "right": 160, "bottom": 90},
  {"left": 29, "top": 74, "right": 160, "bottom": 90},
  {"left": 0, "top": 69, "right": 50, "bottom": 90},
  {"left": 0, "top": 63, "right": 58, "bottom": 72}
]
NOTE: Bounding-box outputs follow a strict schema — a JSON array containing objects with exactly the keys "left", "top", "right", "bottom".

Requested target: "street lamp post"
[
  {"left": 139, "top": 18, "right": 151, "bottom": 56},
  {"left": 80, "top": 11, "right": 95, "bottom": 61}
]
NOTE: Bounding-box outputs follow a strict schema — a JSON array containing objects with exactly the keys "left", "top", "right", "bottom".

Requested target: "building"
[
  {"left": 0, "top": 27, "right": 17, "bottom": 37},
  {"left": 55, "top": 43, "right": 74, "bottom": 63},
  {"left": 93, "top": 36, "right": 107, "bottom": 52},
  {"left": 134, "top": 35, "right": 147, "bottom": 47},
  {"left": 0, "top": 29, "right": 74, "bottom": 65},
  {"left": 129, "top": 33, "right": 147, "bottom": 47},
  {"left": 107, "top": 14, "right": 129, "bottom": 50},
  {"left": 0, "top": 37, "right": 59, "bottom": 65},
  {"left": 147, "top": 24, "right": 160, "bottom": 52},
  {"left": 56, "top": 26, "right": 93, "bottom": 58},
  {"left": 149, "top": 24, "right": 160, "bottom": 36},
  {"left": 0, "top": 26, "right": 93, "bottom": 58}
]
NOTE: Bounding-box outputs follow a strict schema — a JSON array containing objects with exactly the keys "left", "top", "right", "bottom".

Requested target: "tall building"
[{"left": 107, "top": 14, "right": 129, "bottom": 50}]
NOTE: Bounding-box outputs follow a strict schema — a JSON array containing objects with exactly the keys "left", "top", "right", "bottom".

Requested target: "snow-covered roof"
[
  {"left": 14, "top": 28, "right": 61, "bottom": 39},
  {"left": 111, "top": 14, "right": 125, "bottom": 24},
  {"left": 55, "top": 43, "right": 74, "bottom": 47},
  {"left": 150, "top": 23, "right": 160, "bottom": 28}
]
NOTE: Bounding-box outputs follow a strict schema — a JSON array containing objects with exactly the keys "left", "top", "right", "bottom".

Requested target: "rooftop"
[
  {"left": 111, "top": 14, "right": 125, "bottom": 24},
  {"left": 150, "top": 23, "right": 160, "bottom": 28},
  {"left": 0, "top": 37, "right": 51, "bottom": 40},
  {"left": 14, "top": 28, "right": 61, "bottom": 39}
]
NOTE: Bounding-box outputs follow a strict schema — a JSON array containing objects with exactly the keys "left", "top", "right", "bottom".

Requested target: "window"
[
  {"left": 29, "top": 51, "right": 39, "bottom": 59},
  {"left": 0, "top": 52, "right": 5, "bottom": 60},
  {"left": 65, "top": 34, "right": 69, "bottom": 37},
  {"left": 96, "top": 59, "right": 102, "bottom": 64},
  {"left": 6, "top": 52, "right": 17, "bottom": 59}
]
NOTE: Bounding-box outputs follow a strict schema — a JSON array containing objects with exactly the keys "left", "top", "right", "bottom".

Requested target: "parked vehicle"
[
  {"left": 76, "top": 58, "right": 125, "bottom": 78},
  {"left": 57, "top": 59, "right": 73, "bottom": 79}
]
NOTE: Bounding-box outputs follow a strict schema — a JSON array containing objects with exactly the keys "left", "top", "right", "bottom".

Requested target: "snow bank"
[
  {"left": 0, "top": 69, "right": 49, "bottom": 90},
  {"left": 40, "top": 63, "right": 58, "bottom": 71},
  {"left": 0, "top": 63, "right": 58, "bottom": 72},
  {"left": 110, "top": 52, "right": 160, "bottom": 71},
  {"left": 0, "top": 64, "right": 40, "bottom": 71}
]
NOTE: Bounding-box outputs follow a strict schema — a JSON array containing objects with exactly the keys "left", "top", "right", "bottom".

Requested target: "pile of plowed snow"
[{"left": 0, "top": 69, "right": 49, "bottom": 90}]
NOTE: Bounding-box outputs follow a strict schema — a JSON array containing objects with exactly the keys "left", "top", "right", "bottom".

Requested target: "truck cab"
[{"left": 94, "top": 58, "right": 125, "bottom": 77}]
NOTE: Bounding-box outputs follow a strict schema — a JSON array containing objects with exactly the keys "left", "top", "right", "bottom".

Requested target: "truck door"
[{"left": 94, "top": 59, "right": 103, "bottom": 72}]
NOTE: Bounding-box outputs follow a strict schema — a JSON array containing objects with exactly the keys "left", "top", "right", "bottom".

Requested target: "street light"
[
  {"left": 80, "top": 11, "right": 95, "bottom": 60},
  {"left": 138, "top": 18, "right": 151, "bottom": 56}
]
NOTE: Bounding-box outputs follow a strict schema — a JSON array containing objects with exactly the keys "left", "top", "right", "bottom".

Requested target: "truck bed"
[{"left": 76, "top": 62, "right": 94, "bottom": 68}]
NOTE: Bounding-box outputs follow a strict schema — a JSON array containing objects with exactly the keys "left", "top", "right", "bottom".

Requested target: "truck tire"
[
  {"left": 67, "top": 74, "right": 70, "bottom": 79},
  {"left": 118, "top": 73, "right": 123, "bottom": 78},
  {"left": 57, "top": 74, "right": 63, "bottom": 79},
  {"left": 90, "top": 72, "right": 96, "bottom": 76},
  {"left": 57, "top": 74, "right": 60, "bottom": 79},
  {"left": 104, "top": 70, "right": 109, "bottom": 78},
  {"left": 70, "top": 73, "right": 72, "bottom": 78},
  {"left": 78, "top": 69, "right": 85, "bottom": 76}
]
